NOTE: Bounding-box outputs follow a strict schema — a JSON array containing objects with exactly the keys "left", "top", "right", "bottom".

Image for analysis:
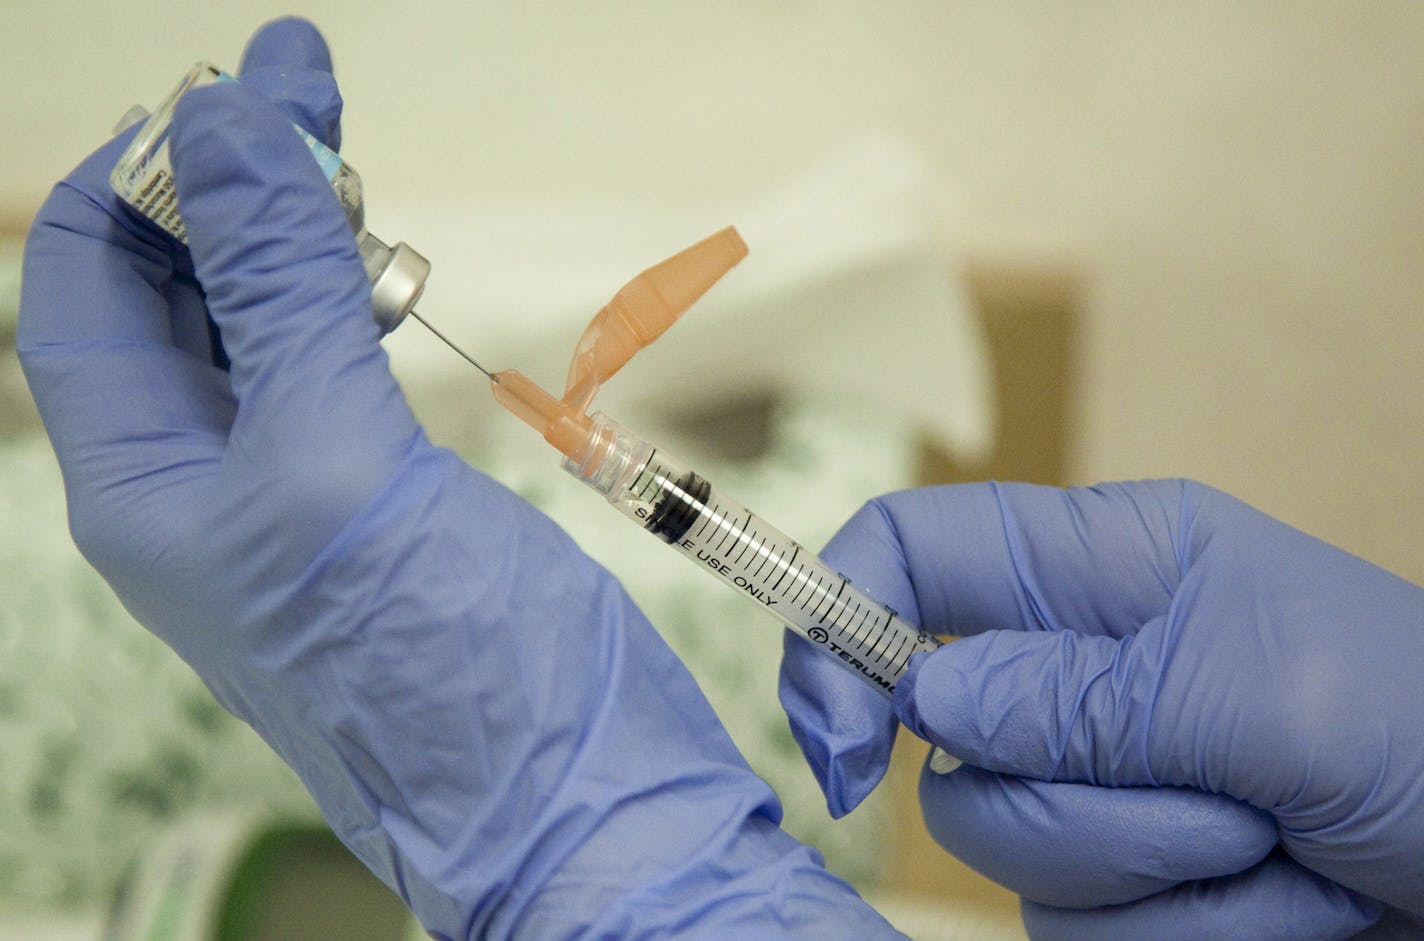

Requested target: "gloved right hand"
[
  {"left": 19, "top": 17, "right": 902, "bottom": 940},
  {"left": 782, "top": 481, "right": 1424, "bottom": 940}
]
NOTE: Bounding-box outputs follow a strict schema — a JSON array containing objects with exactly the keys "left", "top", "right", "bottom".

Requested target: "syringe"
[
  {"left": 570, "top": 412, "right": 940, "bottom": 694},
  {"left": 481, "top": 228, "right": 942, "bottom": 697}
]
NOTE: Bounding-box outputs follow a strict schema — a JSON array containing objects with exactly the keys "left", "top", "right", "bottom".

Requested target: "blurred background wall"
[{"left": 5, "top": 1, "right": 1420, "bottom": 581}]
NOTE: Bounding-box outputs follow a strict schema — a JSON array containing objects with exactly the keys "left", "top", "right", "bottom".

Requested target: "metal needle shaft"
[{"left": 409, "top": 310, "right": 496, "bottom": 380}]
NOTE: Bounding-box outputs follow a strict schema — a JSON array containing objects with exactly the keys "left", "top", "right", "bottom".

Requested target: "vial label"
[
  {"left": 293, "top": 126, "right": 343, "bottom": 181},
  {"left": 128, "top": 164, "right": 188, "bottom": 242},
  {"left": 111, "top": 68, "right": 343, "bottom": 243}
]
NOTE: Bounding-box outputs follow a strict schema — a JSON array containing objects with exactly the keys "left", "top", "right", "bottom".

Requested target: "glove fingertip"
[
  {"left": 236, "top": 18, "right": 343, "bottom": 150},
  {"left": 893, "top": 641, "right": 964, "bottom": 748},
  {"left": 239, "top": 16, "right": 334, "bottom": 75},
  {"left": 239, "top": 67, "right": 343, "bottom": 152}
]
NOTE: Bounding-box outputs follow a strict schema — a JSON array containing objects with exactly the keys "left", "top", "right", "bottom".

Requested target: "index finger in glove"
[
  {"left": 169, "top": 82, "right": 419, "bottom": 536},
  {"left": 238, "top": 17, "right": 343, "bottom": 150}
]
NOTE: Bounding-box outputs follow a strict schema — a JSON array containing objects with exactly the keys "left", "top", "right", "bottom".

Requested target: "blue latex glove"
[
  {"left": 20, "top": 18, "right": 904, "bottom": 940},
  {"left": 780, "top": 481, "right": 1424, "bottom": 940}
]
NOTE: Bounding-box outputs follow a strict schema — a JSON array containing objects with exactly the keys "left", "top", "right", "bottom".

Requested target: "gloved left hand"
[{"left": 19, "top": 17, "right": 902, "bottom": 940}]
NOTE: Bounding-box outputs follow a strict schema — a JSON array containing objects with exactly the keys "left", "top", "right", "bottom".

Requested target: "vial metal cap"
[{"left": 365, "top": 239, "right": 430, "bottom": 334}]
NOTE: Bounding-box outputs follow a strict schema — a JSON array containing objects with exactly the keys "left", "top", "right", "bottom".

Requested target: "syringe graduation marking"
[
  {"left": 751, "top": 542, "right": 775, "bottom": 578},
  {"left": 770, "top": 546, "right": 799, "bottom": 592},
  {"left": 714, "top": 511, "right": 740, "bottom": 553},
  {"left": 888, "top": 634, "right": 911, "bottom": 670},
  {"left": 819, "top": 579, "right": 849, "bottom": 623},
  {"left": 848, "top": 603, "right": 868, "bottom": 637},
  {"left": 867, "top": 613, "right": 892, "bottom": 653},
  {"left": 790, "top": 570, "right": 816, "bottom": 607},
  {"left": 634, "top": 454, "right": 663, "bottom": 500},
  {"left": 733, "top": 527, "right": 758, "bottom": 565},
  {"left": 812, "top": 579, "right": 839, "bottom": 621}
]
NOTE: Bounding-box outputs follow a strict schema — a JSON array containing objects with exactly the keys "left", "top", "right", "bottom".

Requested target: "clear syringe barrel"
[{"left": 563, "top": 413, "right": 941, "bottom": 697}]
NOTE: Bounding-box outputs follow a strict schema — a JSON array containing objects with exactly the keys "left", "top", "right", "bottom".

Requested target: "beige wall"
[{"left": 5, "top": 2, "right": 1421, "bottom": 582}]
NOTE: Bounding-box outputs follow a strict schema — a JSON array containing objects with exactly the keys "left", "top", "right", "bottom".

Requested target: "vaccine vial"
[{"left": 109, "top": 62, "right": 428, "bottom": 334}]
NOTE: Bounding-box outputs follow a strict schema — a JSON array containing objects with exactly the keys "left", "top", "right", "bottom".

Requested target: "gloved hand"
[
  {"left": 781, "top": 480, "right": 1424, "bottom": 940},
  {"left": 19, "top": 18, "right": 903, "bottom": 940}
]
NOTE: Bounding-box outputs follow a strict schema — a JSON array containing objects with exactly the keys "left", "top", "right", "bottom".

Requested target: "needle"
[{"left": 408, "top": 310, "right": 498, "bottom": 381}]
